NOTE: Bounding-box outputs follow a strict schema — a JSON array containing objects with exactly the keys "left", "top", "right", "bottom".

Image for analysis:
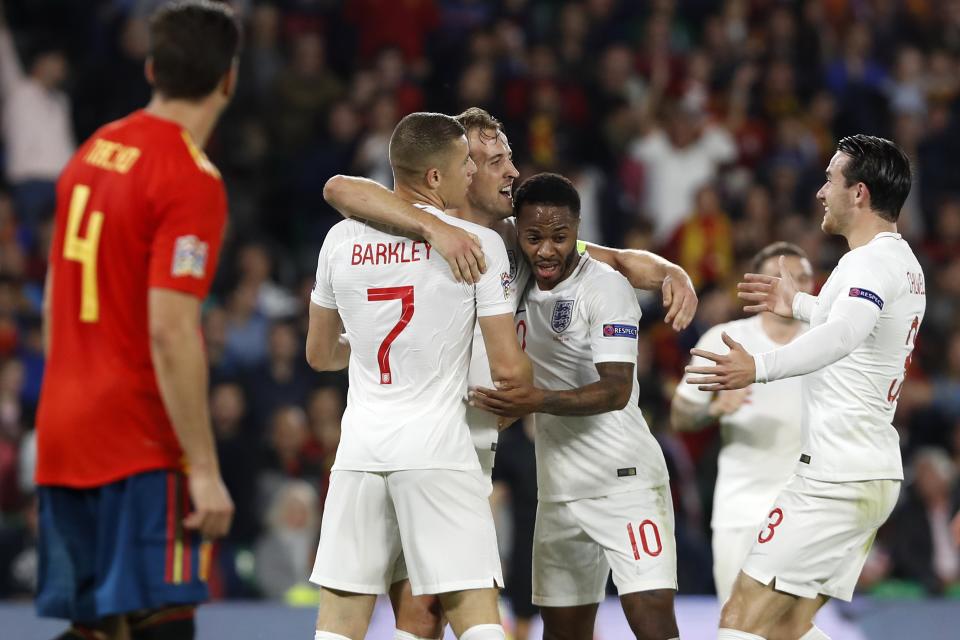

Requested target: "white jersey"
[
  {"left": 520, "top": 254, "right": 669, "bottom": 502},
  {"left": 675, "top": 315, "right": 805, "bottom": 528},
  {"left": 311, "top": 205, "right": 513, "bottom": 472},
  {"left": 774, "top": 232, "right": 925, "bottom": 482},
  {"left": 466, "top": 217, "right": 531, "bottom": 456}
]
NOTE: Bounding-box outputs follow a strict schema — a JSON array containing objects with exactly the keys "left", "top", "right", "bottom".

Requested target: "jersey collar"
[
  {"left": 871, "top": 231, "right": 902, "bottom": 242},
  {"left": 412, "top": 203, "right": 444, "bottom": 217}
]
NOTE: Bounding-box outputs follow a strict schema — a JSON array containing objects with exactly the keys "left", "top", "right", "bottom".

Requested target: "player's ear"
[
  {"left": 144, "top": 57, "right": 156, "bottom": 87},
  {"left": 425, "top": 167, "right": 441, "bottom": 190},
  {"left": 854, "top": 181, "right": 869, "bottom": 207},
  {"left": 220, "top": 58, "right": 239, "bottom": 99}
]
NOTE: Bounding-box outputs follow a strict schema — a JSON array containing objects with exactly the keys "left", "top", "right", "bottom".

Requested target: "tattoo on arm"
[{"left": 539, "top": 361, "right": 635, "bottom": 416}]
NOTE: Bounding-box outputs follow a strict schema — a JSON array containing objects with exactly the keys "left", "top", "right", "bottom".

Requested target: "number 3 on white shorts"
[{"left": 758, "top": 507, "right": 784, "bottom": 544}]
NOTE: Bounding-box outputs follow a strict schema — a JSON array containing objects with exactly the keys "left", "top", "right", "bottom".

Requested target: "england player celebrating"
[
  {"left": 307, "top": 112, "right": 531, "bottom": 640},
  {"left": 672, "top": 242, "right": 814, "bottom": 605},
  {"left": 470, "top": 173, "right": 679, "bottom": 640},
  {"left": 687, "top": 135, "right": 925, "bottom": 640},
  {"left": 323, "top": 108, "right": 696, "bottom": 640}
]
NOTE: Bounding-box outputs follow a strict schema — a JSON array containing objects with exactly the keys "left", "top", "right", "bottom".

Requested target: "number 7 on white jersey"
[{"left": 367, "top": 286, "right": 414, "bottom": 384}]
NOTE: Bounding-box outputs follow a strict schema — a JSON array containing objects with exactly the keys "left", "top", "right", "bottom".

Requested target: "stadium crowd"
[{"left": 1, "top": 0, "right": 960, "bottom": 606}]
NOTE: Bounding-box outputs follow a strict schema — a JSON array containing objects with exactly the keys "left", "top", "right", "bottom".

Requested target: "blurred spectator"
[
  {"left": 271, "top": 31, "right": 344, "bottom": 152},
  {"left": 258, "top": 405, "right": 323, "bottom": 509},
  {"left": 223, "top": 283, "right": 271, "bottom": 371},
  {"left": 0, "top": 493, "right": 36, "bottom": 597},
  {"left": 244, "top": 320, "right": 314, "bottom": 430},
  {"left": 0, "top": 9, "right": 74, "bottom": 228},
  {"left": 303, "top": 385, "right": 343, "bottom": 504},
  {"left": 665, "top": 185, "right": 733, "bottom": 289},
  {"left": 353, "top": 93, "right": 398, "bottom": 187},
  {"left": 240, "top": 3, "right": 284, "bottom": 100},
  {"left": 929, "top": 330, "right": 960, "bottom": 424},
  {"left": 254, "top": 480, "right": 320, "bottom": 601},
  {"left": 343, "top": 0, "right": 439, "bottom": 64},
  {"left": 628, "top": 101, "right": 736, "bottom": 244},
  {"left": 888, "top": 447, "right": 960, "bottom": 594},
  {"left": 211, "top": 382, "right": 260, "bottom": 546},
  {"left": 73, "top": 16, "right": 150, "bottom": 140},
  {"left": 204, "top": 305, "right": 235, "bottom": 383},
  {"left": 235, "top": 243, "right": 300, "bottom": 319}
]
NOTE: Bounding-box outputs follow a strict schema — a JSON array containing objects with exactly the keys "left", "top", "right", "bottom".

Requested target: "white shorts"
[
  {"left": 712, "top": 524, "right": 762, "bottom": 605},
  {"left": 532, "top": 485, "right": 677, "bottom": 607},
  {"left": 311, "top": 468, "right": 503, "bottom": 596},
  {"left": 741, "top": 474, "right": 900, "bottom": 601},
  {"left": 390, "top": 449, "right": 496, "bottom": 584}
]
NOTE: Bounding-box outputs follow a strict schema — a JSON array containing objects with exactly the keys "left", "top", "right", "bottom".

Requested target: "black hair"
[
  {"left": 513, "top": 173, "right": 580, "bottom": 218},
  {"left": 836, "top": 135, "right": 912, "bottom": 222},
  {"left": 149, "top": 0, "right": 241, "bottom": 100}
]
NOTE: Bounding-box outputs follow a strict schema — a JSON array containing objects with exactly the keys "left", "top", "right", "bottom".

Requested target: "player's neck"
[
  {"left": 145, "top": 95, "right": 220, "bottom": 148},
  {"left": 448, "top": 202, "right": 492, "bottom": 227},
  {"left": 393, "top": 183, "right": 445, "bottom": 211},
  {"left": 760, "top": 312, "right": 802, "bottom": 344},
  {"left": 844, "top": 215, "right": 898, "bottom": 250}
]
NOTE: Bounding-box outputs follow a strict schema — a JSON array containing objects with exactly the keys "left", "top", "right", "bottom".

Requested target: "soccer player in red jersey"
[{"left": 34, "top": 3, "right": 240, "bottom": 639}]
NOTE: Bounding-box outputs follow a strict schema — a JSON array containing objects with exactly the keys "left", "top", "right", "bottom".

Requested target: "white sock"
[
  {"left": 459, "top": 623, "right": 506, "bottom": 640},
  {"left": 799, "top": 626, "right": 831, "bottom": 640},
  {"left": 315, "top": 632, "right": 352, "bottom": 640},
  {"left": 718, "top": 630, "right": 765, "bottom": 640},
  {"left": 395, "top": 631, "right": 438, "bottom": 640}
]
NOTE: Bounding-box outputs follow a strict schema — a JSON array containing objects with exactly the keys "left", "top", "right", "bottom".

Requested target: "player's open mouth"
[
  {"left": 535, "top": 262, "right": 560, "bottom": 278},
  {"left": 499, "top": 185, "right": 512, "bottom": 201}
]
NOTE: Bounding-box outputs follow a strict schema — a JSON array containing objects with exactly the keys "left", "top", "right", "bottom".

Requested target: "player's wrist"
[
  {"left": 186, "top": 457, "right": 220, "bottom": 477},
  {"left": 418, "top": 213, "right": 445, "bottom": 244}
]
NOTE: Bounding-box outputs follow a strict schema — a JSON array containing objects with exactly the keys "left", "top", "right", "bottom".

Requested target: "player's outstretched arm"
[
  {"left": 323, "top": 174, "right": 486, "bottom": 283},
  {"left": 0, "top": 5, "right": 25, "bottom": 95},
  {"left": 584, "top": 242, "right": 697, "bottom": 331},
  {"left": 687, "top": 296, "right": 879, "bottom": 389},
  {"left": 470, "top": 360, "right": 634, "bottom": 417},
  {"left": 149, "top": 288, "right": 234, "bottom": 539},
  {"left": 305, "top": 303, "right": 350, "bottom": 371}
]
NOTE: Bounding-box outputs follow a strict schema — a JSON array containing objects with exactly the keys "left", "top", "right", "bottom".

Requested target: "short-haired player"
[{"left": 687, "top": 135, "right": 924, "bottom": 640}]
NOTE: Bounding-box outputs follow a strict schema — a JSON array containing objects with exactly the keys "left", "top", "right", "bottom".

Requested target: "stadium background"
[{"left": 1, "top": 0, "right": 959, "bottom": 637}]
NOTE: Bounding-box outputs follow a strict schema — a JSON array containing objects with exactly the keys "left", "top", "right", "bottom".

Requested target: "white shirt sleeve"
[
  {"left": 703, "top": 126, "right": 737, "bottom": 164},
  {"left": 310, "top": 227, "right": 339, "bottom": 309},
  {"left": 791, "top": 292, "right": 817, "bottom": 322},
  {"left": 675, "top": 325, "right": 728, "bottom": 404},
  {"left": 755, "top": 255, "right": 890, "bottom": 383},
  {"left": 475, "top": 229, "right": 514, "bottom": 317},
  {"left": 585, "top": 272, "right": 642, "bottom": 365}
]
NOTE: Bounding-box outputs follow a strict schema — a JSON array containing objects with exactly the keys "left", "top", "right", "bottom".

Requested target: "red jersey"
[{"left": 36, "top": 110, "right": 227, "bottom": 488}]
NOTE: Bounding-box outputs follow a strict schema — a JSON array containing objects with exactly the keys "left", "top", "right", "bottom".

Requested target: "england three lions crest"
[{"left": 551, "top": 299, "right": 575, "bottom": 333}]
